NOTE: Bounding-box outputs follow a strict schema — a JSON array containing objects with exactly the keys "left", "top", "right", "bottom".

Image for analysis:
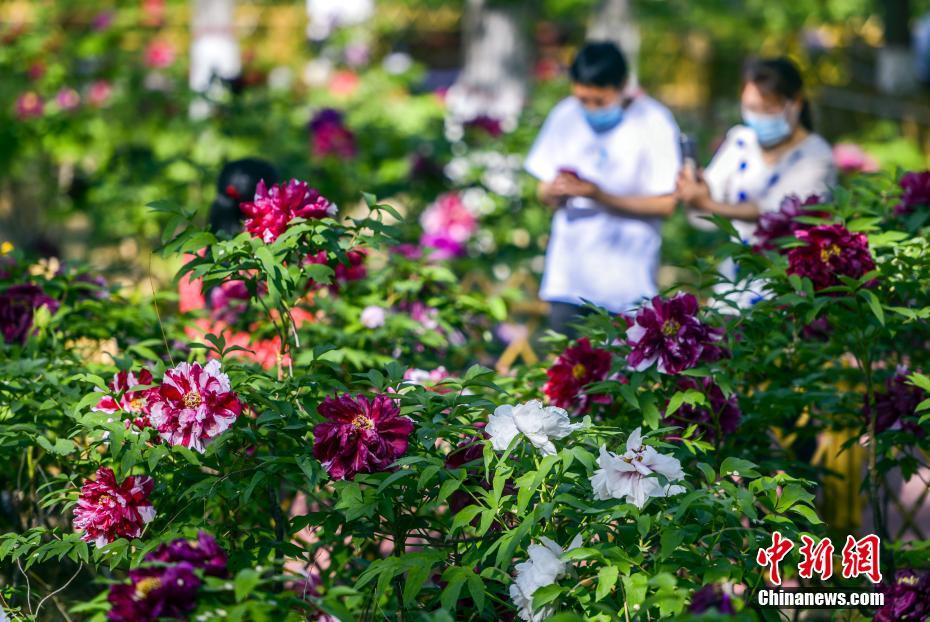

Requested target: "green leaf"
[
  {"left": 719, "top": 457, "right": 760, "bottom": 479},
  {"left": 234, "top": 569, "right": 261, "bottom": 602},
  {"left": 861, "top": 290, "right": 885, "bottom": 326},
  {"left": 596, "top": 565, "right": 619, "bottom": 601},
  {"left": 622, "top": 573, "right": 649, "bottom": 608}
]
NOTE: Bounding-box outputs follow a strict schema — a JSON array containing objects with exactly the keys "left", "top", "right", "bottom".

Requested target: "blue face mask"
[
  {"left": 583, "top": 104, "right": 624, "bottom": 133},
  {"left": 742, "top": 108, "right": 792, "bottom": 147}
]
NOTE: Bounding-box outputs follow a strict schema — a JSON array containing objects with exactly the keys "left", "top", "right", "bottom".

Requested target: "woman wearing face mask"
[
  {"left": 525, "top": 41, "right": 681, "bottom": 335},
  {"left": 677, "top": 57, "right": 836, "bottom": 246}
]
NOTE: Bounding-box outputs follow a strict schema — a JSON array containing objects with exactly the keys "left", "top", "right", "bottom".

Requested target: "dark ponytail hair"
[
  {"left": 208, "top": 158, "right": 279, "bottom": 236},
  {"left": 743, "top": 57, "right": 813, "bottom": 131}
]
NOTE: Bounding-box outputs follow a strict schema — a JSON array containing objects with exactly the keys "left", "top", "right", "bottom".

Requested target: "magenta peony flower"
[
  {"left": 73, "top": 467, "right": 156, "bottom": 548},
  {"left": 864, "top": 368, "right": 926, "bottom": 436},
  {"left": 240, "top": 179, "right": 337, "bottom": 243},
  {"left": 419, "top": 192, "right": 477, "bottom": 260},
  {"left": 143, "top": 39, "right": 175, "bottom": 69},
  {"left": 55, "top": 88, "right": 81, "bottom": 111},
  {"left": 663, "top": 377, "right": 741, "bottom": 443},
  {"left": 107, "top": 564, "right": 200, "bottom": 622},
  {"left": 147, "top": 360, "right": 243, "bottom": 453},
  {"left": 754, "top": 195, "right": 828, "bottom": 252},
  {"left": 308, "top": 108, "right": 357, "bottom": 159},
  {"left": 15, "top": 92, "right": 44, "bottom": 119},
  {"left": 0, "top": 284, "right": 59, "bottom": 345},
  {"left": 626, "top": 293, "right": 723, "bottom": 375},
  {"left": 688, "top": 584, "right": 736, "bottom": 615},
  {"left": 208, "top": 280, "right": 250, "bottom": 324},
  {"left": 543, "top": 338, "right": 613, "bottom": 413},
  {"left": 786, "top": 224, "right": 876, "bottom": 291},
  {"left": 873, "top": 570, "right": 930, "bottom": 622},
  {"left": 312, "top": 394, "right": 414, "bottom": 480},
  {"left": 92, "top": 10, "right": 115, "bottom": 31},
  {"left": 87, "top": 80, "right": 112, "bottom": 107},
  {"left": 146, "top": 531, "right": 228, "bottom": 577},
  {"left": 93, "top": 369, "right": 155, "bottom": 430},
  {"left": 894, "top": 171, "right": 930, "bottom": 216}
]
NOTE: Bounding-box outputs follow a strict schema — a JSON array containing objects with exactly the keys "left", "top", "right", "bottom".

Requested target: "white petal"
[
  {"left": 487, "top": 407, "right": 520, "bottom": 452},
  {"left": 626, "top": 428, "right": 643, "bottom": 453}
]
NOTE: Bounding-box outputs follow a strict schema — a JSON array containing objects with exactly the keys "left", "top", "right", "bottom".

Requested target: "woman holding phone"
[
  {"left": 677, "top": 57, "right": 836, "bottom": 248},
  {"left": 525, "top": 41, "right": 681, "bottom": 335}
]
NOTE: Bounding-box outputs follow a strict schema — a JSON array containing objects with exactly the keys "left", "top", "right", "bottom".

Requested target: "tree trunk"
[
  {"left": 447, "top": 0, "right": 530, "bottom": 129},
  {"left": 877, "top": 0, "right": 916, "bottom": 93},
  {"left": 587, "top": 0, "right": 640, "bottom": 92},
  {"left": 189, "top": 0, "right": 241, "bottom": 117}
]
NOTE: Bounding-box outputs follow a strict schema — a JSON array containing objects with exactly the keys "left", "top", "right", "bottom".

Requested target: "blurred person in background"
[
  {"left": 676, "top": 57, "right": 836, "bottom": 258},
  {"left": 525, "top": 41, "right": 681, "bottom": 336}
]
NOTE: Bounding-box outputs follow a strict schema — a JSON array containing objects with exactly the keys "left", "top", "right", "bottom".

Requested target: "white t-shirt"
[
  {"left": 703, "top": 125, "right": 836, "bottom": 242},
  {"left": 525, "top": 95, "right": 681, "bottom": 313}
]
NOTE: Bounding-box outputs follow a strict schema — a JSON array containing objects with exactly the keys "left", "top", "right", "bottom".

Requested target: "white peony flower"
[
  {"left": 590, "top": 427, "right": 686, "bottom": 508},
  {"left": 359, "top": 305, "right": 386, "bottom": 329},
  {"left": 509, "top": 534, "right": 583, "bottom": 622},
  {"left": 486, "top": 400, "right": 582, "bottom": 456}
]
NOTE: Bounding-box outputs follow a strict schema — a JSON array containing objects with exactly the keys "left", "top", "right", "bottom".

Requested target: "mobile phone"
[
  {"left": 680, "top": 134, "right": 698, "bottom": 169},
  {"left": 557, "top": 167, "right": 579, "bottom": 178}
]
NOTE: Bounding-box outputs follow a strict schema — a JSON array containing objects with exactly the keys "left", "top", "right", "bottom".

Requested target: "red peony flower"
[
  {"left": 464, "top": 115, "right": 503, "bottom": 137},
  {"left": 786, "top": 224, "right": 875, "bottom": 291},
  {"left": 663, "top": 377, "right": 741, "bottom": 443},
  {"left": 147, "top": 360, "right": 243, "bottom": 453},
  {"left": 93, "top": 369, "right": 155, "bottom": 430},
  {"left": 312, "top": 394, "right": 414, "bottom": 481},
  {"left": 894, "top": 171, "right": 930, "bottom": 216},
  {"left": 754, "top": 194, "right": 828, "bottom": 252},
  {"left": 543, "top": 338, "right": 614, "bottom": 413},
  {"left": 143, "top": 39, "right": 175, "bottom": 69},
  {"left": 73, "top": 467, "right": 156, "bottom": 548},
  {"left": 107, "top": 564, "right": 200, "bottom": 622},
  {"left": 0, "top": 283, "right": 59, "bottom": 345},
  {"left": 240, "top": 179, "right": 337, "bottom": 243},
  {"left": 627, "top": 292, "right": 723, "bottom": 375}
]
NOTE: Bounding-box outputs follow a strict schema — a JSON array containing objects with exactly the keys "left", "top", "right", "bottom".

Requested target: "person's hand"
[
  {"left": 675, "top": 168, "right": 711, "bottom": 208},
  {"left": 555, "top": 172, "right": 599, "bottom": 199}
]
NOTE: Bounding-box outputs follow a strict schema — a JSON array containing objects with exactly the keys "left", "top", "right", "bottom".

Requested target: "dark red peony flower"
[
  {"left": 309, "top": 108, "right": 357, "bottom": 159},
  {"left": 93, "top": 369, "right": 155, "bottom": 430},
  {"left": 873, "top": 570, "right": 930, "bottom": 622},
  {"left": 147, "top": 360, "right": 243, "bottom": 453},
  {"left": 464, "top": 115, "right": 503, "bottom": 137},
  {"left": 107, "top": 564, "right": 200, "bottom": 622},
  {"left": 627, "top": 293, "right": 723, "bottom": 375},
  {"left": 0, "top": 284, "right": 59, "bottom": 345},
  {"left": 146, "top": 531, "right": 228, "bottom": 578},
  {"left": 754, "top": 194, "right": 828, "bottom": 252},
  {"left": 864, "top": 368, "right": 926, "bottom": 436},
  {"left": 543, "top": 338, "right": 614, "bottom": 413},
  {"left": 894, "top": 171, "right": 930, "bottom": 216},
  {"left": 312, "top": 394, "right": 414, "bottom": 481},
  {"left": 786, "top": 224, "right": 876, "bottom": 291},
  {"left": 688, "top": 584, "right": 736, "bottom": 615},
  {"left": 240, "top": 179, "right": 337, "bottom": 243},
  {"left": 73, "top": 467, "right": 156, "bottom": 548},
  {"left": 663, "top": 377, "right": 741, "bottom": 443}
]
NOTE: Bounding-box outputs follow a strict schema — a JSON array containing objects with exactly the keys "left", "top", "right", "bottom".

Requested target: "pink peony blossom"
[
  {"left": 240, "top": 179, "right": 337, "bottom": 243},
  {"left": 147, "top": 360, "right": 243, "bottom": 453},
  {"left": 144, "top": 39, "right": 175, "bottom": 69},
  {"left": 55, "top": 88, "right": 81, "bottom": 111},
  {"left": 73, "top": 467, "right": 156, "bottom": 547},
  {"left": 419, "top": 192, "right": 477, "bottom": 260},
  {"left": 87, "top": 80, "right": 113, "bottom": 107},
  {"left": 15, "top": 92, "right": 44, "bottom": 119},
  {"left": 833, "top": 143, "right": 879, "bottom": 174}
]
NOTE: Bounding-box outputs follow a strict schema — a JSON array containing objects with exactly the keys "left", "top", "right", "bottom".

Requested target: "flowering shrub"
[{"left": 1, "top": 134, "right": 930, "bottom": 622}]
